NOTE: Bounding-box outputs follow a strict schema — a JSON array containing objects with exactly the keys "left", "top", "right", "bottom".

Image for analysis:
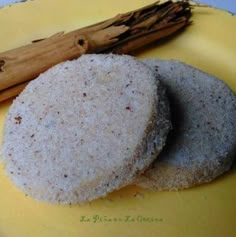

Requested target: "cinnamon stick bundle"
[{"left": 0, "top": 1, "right": 191, "bottom": 102}]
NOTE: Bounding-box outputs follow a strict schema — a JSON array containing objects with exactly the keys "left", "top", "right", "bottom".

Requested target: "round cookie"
[
  {"left": 136, "top": 59, "right": 236, "bottom": 190},
  {"left": 1, "top": 54, "right": 171, "bottom": 204}
]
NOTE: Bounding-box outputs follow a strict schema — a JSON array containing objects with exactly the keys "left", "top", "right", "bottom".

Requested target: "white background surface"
[
  {"left": 0, "top": 0, "right": 21, "bottom": 6},
  {"left": 196, "top": 0, "right": 236, "bottom": 13},
  {"left": 0, "top": 0, "right": 236, "bottom": 13}
]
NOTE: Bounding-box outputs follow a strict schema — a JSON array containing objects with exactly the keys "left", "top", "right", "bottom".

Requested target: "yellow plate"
[{"left": 0, "top": 1, "right": 236, "bottom": 236}]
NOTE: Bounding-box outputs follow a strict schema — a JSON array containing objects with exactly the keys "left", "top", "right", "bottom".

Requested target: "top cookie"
[{"left": 1, "top": 54, "right": 171, "bottom": 204}]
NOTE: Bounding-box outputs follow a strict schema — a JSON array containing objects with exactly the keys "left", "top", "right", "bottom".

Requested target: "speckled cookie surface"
[
  {"left": 136, "top": 59, "right": 236, "bottom": 190},
  {"left": 1, "top": 54, "right": 171, "bottom": 204}
]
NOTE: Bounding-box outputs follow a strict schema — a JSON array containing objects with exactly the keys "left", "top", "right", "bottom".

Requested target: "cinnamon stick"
[
  {"left": 0, "top": 82, "right": 28, "bottom": 103},
  {"left": 0, "top": 1, "right": 191, "bottom": 102}
]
